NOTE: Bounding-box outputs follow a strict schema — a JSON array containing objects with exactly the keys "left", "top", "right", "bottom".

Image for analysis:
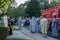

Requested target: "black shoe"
[{"left": 31, "top": 31, "right": 35, "bottom": 33}]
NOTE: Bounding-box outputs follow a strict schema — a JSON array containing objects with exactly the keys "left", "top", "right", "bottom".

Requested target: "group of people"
[
  {"left": 29, "top": 15, "right": 58, "bottom": 37},
  {"left": 17, "top": 15, "right": 58, "bottom": 37},
  {"left": 8, "top": 15, "right": 59, "bottom": 37},
  {"left": 29, "top": 16, "right": 48, "bottom": 37}
]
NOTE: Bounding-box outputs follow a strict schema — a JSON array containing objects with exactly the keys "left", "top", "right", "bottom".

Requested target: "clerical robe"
[
  {"left": 38, "top": 18, "right": 42, "bottom": 33},
  {"left": 52, "top": 18, "right": 58, "bottom": 37},
  {"left": 29, "top": 17, "right": 38, "bottom": 33},
  {"left": 41, "top": 18, "right": 49, "bottom": 36},
  {"left": 17, "top": 17, "right": 22, "bottom": 29}
]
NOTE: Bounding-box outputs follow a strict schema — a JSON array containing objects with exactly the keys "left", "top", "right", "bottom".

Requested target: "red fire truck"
[{"left": 42, "top": 5, "right": 60, "bottom": 29}]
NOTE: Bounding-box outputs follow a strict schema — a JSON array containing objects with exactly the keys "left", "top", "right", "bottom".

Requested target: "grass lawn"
[
  {"left": 6, "top": 38, "right": 26, "bottom": 40},
  {"left": 12, "top": 26, "right": 19, "bottom": 30},
  {"left": 12, "top": 27, "right": 17, "bottom": 30}
]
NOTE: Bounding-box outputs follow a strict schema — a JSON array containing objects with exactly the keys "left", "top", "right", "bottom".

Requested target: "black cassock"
[{"left": 8, "top": 19, "right": 12, "bottom": 35}]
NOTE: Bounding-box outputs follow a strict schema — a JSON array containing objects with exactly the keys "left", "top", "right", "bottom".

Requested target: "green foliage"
[
  {"left": 39, "top": 0, "right": 60, "bottom": 9},
  {"left": 0, "top": 27, "right": 9, "bottom": 40},
  {"left": 43, "top": 2, "right": 50, "bottom": 9},
  {"left": 0, "top": 0, "right": 14, "bottom": 15},
  {"left": 7, "top": 7, "right": 16, "bottom": 17},
  {"left": 49, "top": 0, "right": 59, "bottom": 7},
  {"left": 16, "top": 5, "right": 27, "bottom": 17},
  {"left": 7, "top": 3, "right": 27, "bottom": 18},
  {"left": 26, "top": 0, "right": 41, "bottom": 17},
  {"left": 6, "top": 0, "right": 60, "bottom": 17}
]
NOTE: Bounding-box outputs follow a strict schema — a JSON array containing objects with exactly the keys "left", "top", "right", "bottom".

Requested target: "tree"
[
  {"left": 6, "top": 7, "right": 15, "bottom": 17},
  {"left": 39, "top": 0, "right": 60, "bottom": 9},
  {"left": 43, "top": 1, "right": 50, "bottom": 9},
  {"left": 26, "top": 0, "right": 41, "bottom": 17},
  {"left": 16, "top": 2, "right": 28, "bottom": 17},
  {"left": 7, "top": 3, "right": 27, "bottom": 18},
  {"left": 0, "top": 0, "right": 14, "bottom": 15},
  {"left": 49, "top": 0, "right": 59, "bottom": 7}
]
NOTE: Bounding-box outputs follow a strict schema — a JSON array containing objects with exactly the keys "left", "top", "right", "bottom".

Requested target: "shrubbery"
[{"left": 0, "top": 27, "right": 9, "bottom": 40}]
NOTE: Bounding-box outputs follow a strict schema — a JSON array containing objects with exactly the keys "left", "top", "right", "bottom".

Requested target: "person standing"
[
  {"left": 8, "top": 17, "right": 12, "bottom": 35},
  {"left": 17, "top": 17, "right": 23, "bottom": 29},
  {"left": 52, "top": 15, "right": 58, "bottom": 37},
  {"left": 41, "top": 15, "right": 49, "bottom": 37},
  {"left": 38, "top": 16, "right": 42, "bottom": 33},
  {"left": 26, "top": 17, "right": 30, "bottom": 26},
  {"left": 29, "top": 16, "right": 38, "bottom": 33}
]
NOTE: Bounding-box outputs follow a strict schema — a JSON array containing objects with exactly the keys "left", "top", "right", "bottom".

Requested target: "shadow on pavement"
[{"left": 47, "top": 31, "right": 60, "bottom": 40}]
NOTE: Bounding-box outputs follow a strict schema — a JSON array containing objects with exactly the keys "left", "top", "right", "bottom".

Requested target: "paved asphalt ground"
[{"left": 7, "top": 26, "right": 58, "bottom": 40}]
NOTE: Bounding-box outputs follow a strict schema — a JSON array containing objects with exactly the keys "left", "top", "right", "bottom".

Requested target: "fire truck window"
[{"left": 58, "top": 9, "right": 60, "bottom": 17}]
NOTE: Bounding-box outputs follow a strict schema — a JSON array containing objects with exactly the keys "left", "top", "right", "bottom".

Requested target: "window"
[{"left": 58, "top": 9, "right": 60, "bottom": 17}]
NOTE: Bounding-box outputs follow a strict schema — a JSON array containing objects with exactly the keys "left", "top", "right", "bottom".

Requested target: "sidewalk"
[
  {"left": 7, "top": 31, "right": 34, "bottom": 40},
  {"left": 19, "top": 28, "right": 57, "bottom": 40},
  {"left": 7, "top": 26, "right": 57, "bottom": 40}
]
